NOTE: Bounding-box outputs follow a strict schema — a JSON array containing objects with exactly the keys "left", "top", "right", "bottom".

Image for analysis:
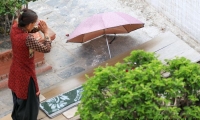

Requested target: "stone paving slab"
[
  {"left": 0, "top": 37, "right": 11, "bottom": 53},
  {"left": 1, "top": 0, "right": 200, "bottom": 119}
]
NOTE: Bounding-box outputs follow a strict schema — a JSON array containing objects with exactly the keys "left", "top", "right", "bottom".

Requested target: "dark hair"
[{"left": 18, "top": 9, "right": 38, "bottom": 27}]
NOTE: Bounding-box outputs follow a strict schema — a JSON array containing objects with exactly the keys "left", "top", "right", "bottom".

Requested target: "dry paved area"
[{"left": 1, "top": 0, "right": 200, "bottom": 118}]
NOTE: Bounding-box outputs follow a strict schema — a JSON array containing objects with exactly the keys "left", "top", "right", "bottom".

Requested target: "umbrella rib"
[
  {"left": 123, "top": 25, "right": 129, "bottom": 32},
  {"left": 82, "top": 35, "right": 84, "bottom": 42},
  {"left": 101, "top": 15, "right": 106, "bottom": 35},
  {"left": 103, "top": 29, "right": 106, "bottom": 35}
]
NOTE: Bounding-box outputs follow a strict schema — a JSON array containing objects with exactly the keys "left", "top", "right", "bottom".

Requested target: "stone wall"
[{"left": 145, "top": 0, "right": 200, "bottom": 43}]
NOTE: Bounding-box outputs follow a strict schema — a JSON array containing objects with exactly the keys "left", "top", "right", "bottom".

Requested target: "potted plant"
[{"left": 77, "top": 50, "right": 200, "bottom": 119}]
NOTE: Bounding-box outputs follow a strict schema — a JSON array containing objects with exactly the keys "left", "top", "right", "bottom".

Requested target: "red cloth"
[{"left": 8, "top": 23, "right": 39, "bottom": 99}]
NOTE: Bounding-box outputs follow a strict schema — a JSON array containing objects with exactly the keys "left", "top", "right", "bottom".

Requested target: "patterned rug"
[{"left": 40, "top": 86, "right": 83, "bottom": 118}]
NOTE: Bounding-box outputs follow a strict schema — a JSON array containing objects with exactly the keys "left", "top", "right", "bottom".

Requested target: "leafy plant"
[
  {"left": 0, "top": 0, "right": 37, "bottom": 35},
  {"left": 0, "top": 0, "right": 37, "bottom": 15},
  {"left": 77, "top": 50, "right": 200, "bottom": 119}
]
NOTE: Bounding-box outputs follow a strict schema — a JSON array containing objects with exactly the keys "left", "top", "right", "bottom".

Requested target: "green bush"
[
  {"left": 78, "top": 50, "right": 200, "bottom": 119},
  {"left": 0, "top": 0, "right": 37, "bottom": 35},
  {"left": 0, "top": 0, "right": 37, "bottom": 15}
]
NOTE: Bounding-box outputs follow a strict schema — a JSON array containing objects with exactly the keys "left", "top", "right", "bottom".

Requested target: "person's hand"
[{"left": 38, "top": 20, "right": 48, "bottom": 35}]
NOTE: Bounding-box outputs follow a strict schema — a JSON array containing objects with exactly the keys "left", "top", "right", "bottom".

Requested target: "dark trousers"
[{"left": 11, "top": 77, "right": 39, "bottom": 120}]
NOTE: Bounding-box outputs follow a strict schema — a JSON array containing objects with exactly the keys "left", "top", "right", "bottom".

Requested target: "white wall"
[{"left": 145, "top": 0, "right": 200, "bottom": 43}]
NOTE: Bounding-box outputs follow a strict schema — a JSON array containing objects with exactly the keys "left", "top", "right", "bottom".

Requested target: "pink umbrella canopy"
[{"left": 67, "top": 12, "right": 144, "bottom": 43}]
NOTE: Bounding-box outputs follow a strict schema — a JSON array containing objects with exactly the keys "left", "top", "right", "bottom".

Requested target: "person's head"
[{"left": 18, "top": 9, "right": 38, "bottom": 32}]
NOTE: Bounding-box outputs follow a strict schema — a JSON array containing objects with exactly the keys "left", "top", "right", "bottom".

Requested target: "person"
[{"left": 8, "top": 8, "right": 53, "bottom": 120}]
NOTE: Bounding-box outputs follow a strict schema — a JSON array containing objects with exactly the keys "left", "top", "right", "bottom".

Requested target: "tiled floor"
[{"left": 1, "top": 0, "right": 200, "bottom": 119}]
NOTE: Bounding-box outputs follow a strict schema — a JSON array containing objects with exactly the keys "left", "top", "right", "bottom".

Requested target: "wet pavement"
[
  {"left": 0, "top": 0, "right": 199, "bottom": 118},
  {"left": 0, "top": 36, "right": 11, "bottom": 52}
]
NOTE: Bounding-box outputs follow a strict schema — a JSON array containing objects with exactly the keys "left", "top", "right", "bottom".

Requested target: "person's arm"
[
  {"left": 26, "top": 33, "right": 51, "bottom": 53},
  {"left": 26, "top": 20, "right": 52, "bottom": 53}
]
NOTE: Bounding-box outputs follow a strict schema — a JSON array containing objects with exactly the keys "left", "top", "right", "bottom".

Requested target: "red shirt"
[{"left": 8, "top": 23, "right": 52, "bottom": 99}]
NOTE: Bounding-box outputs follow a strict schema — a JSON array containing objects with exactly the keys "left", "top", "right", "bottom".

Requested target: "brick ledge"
[{"left": 0, "top": 63, "right": 52, "bottom": 90}]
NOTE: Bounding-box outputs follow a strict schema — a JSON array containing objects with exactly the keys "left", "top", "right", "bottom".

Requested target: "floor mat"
[{"left": 39, "top": 86, "right": 83, "bottom": 118}]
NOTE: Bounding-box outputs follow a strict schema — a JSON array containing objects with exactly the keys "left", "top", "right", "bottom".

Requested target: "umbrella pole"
[{"left": 105, "top": 35, "right": 112, "bottom": 58}]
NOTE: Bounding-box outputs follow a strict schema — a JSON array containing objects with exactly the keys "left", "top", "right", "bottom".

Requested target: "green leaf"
[{"left": 78, "top": 50, "right": 200, "bottom": 119}]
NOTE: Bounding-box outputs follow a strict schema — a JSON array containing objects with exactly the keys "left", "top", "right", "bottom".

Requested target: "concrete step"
[
  {"left": 0, "top": 62, "right": 52, "bottom": 90},
  {"left": 35, "top": 61, "right": 52, "bottom": 75},
  {"left": 0, "top": 78, "right": 8, "bottom": 90},
  {"left": 0, "top": 113, "right": 11, "bottom": 120},
  {"left": 0, "top": 46, "right": 53, "bottom": 90}
]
